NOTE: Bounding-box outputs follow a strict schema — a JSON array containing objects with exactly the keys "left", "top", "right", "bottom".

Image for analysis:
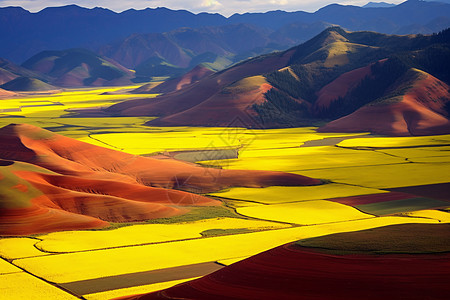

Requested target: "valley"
[
  {"left": 0, "top": 85, "right": 449, "bottom": 299},
  {"left": 0, "top": 3, "right": 450, "bottom": 298}
]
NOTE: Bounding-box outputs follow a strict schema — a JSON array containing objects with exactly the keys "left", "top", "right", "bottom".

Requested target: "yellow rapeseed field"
[
  {"left": 399, "top": 210, "right": 450, "bottom": 223},
  {"left": 0, "top": 259, "right": 21, "bottom": 274},
  {"left": 0, "top": 238, "right": 48, "bottom": 260},
  {"left": 13, "top": 216, "right": 440, "bottom": 284},
  {"left": 338, "top": 134, "right": 450, "bottom": 148},
  {"left": 35, "top": 218, "right": 288, "bottom": 253},
  {"left": 236, "top": 200, "right": 372, "bottom": 224},
  {"left": 209, "top": 183, "right": 386, "bottom": 204},
  {"left": 299, "top": 161, "right": 450, "bottom": 189},
  {"left": 0, "top": 272, "right": 78, "bottom": 299}
]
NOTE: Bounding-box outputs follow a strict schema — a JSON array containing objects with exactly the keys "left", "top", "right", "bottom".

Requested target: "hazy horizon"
[{"left": 0, "top": 0, "right": 406, "bottom": 16}]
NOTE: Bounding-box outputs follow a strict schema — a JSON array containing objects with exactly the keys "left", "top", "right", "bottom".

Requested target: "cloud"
[
  {"left": 200, "top": 0, "right": 222, "bottom": 8},
  {"left": 0, "top": 0, "right": 406, "bottom": 16}
]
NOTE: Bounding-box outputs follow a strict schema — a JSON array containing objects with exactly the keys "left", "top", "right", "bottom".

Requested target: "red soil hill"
[
  {"left": 0, "top": 124, "right": 320, "bottom": 235},
  {"left": 106, "top": 50, "right": 294, "bottom": 121},
  {"left": 142, "top": 65, "right": 215, "bottom": 94},
  {"left": 319, "top": 69, "right": 450, "bottom": 136},
  {"left": 0, "top": 88, "right": 17, "bottom": 98}
]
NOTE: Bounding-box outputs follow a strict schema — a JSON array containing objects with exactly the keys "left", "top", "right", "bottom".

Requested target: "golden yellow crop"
[
  {"left": 237, "top": 200, "right": 372, "bottom": 224},
  {"left": 399, "top": 210, "right": 450, "bottom": 223},
  {"left": 0, "top": 259, "right": 21, "bottom": 274},
  {"left": 338, "top": 134, "right": 450, "bottom": 148},
  {"left": 299, "top": 161, "right": 450, "bottom": 189},
  {"left": 200, "top": 144, "right": 405, "bottom": 173},
  {"left": 381, "top": 146, "right": 450, "bottom": 159},
  {"left": 36, "top": 218, "right": 288, "bottom": 253},
  {"left": 0, "top": 272, "right": 78, "bottom": 299},
  {"left": 0, "top": 238, "right": 48, "bottom": 260},
  {"left": 14, "top": 215, "right": 438, "bottom": 284},
  {"left": 85, "top": 132, "right": 242, "bottom": 155},
  {"left": 209, "top": 183, "right": 386, "bottom": 204}
]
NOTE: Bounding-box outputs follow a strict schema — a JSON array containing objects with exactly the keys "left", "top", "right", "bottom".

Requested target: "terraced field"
[{"left": 0, "top": 87, "right": 449, "bottom": 299}]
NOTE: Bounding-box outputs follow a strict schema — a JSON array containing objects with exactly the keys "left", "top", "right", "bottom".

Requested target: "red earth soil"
[
  {"left": 0, "top": 195, "right": 109, "bottom": 236},
  {"left": 148, "top": 65, "right": 215, "bottom": 94},
  {"left": 0, "top": 124, "right": 320, "bottom": 235},
  {"left": 149, "top": 81, "right": 277, "bottom": 127},
  {"left": 106, "top": 50, "right": 295, "bottom": 120},
  {"left": 329, "top": 192, "right": 415, "bottom": 206},
  {"left": 0, "top": 88, "right": 17, "bottom": 98},
  {"left": 315, "top": 63, "right": 374, "bottom": 110},
  {"left": 119, "top": 244, "right": 450, "bottom": 300},
  {"left": 319, "top": 69, "right": 450, "bottom": 136}
]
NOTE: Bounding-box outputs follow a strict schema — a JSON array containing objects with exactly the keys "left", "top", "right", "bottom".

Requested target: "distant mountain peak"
[{"left": 363, "top": 2, "right": 397, "bottom": 8}]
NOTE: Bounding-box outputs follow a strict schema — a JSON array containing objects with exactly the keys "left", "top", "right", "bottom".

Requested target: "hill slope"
[
  {"left": 106, "top": 48, "right": 294, "bottom": 126},
  {"left": 1, "top": 77, "right": 57, "bottom": 91},
  {"left": 0, "top": 88, "right": 17, "bottom": 97},
  {"left": 22, "top": 48, "right": 135, "bottom": 87},
  {"left": 319, "top": 68, "right": 450, "bottom": 135},
  {"left": 0, "top": 57, "right": 49, "bottom": 85},
  {"left": 0, "top": 124, "right": 320, "bottom": 235},
  {"left": 132, "top": 65, "right": 215, "bottom": 94},
  {"left": 99, "top": 24, "right": 291, "bottom": 70},
  {"left": 106, "top": 26, "right": 450, "bottom": 136}
]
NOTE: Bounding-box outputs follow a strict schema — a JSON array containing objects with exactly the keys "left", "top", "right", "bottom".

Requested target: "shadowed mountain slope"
[
  {"left": 22, "top": 48, "right": 135, "bottom": 87},
  {"left": 1, "top": 1, "right": 450, "bottom": 63},
  {"left": 132, "top": 65, "right": 215, "bottom": 94},
  {"left": 0, "top": 77, "right": 57, "bottom": 91}
]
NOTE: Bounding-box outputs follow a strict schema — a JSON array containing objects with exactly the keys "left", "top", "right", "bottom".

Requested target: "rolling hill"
[
  {"left": 0, "top": 123, "right": 321, "bottom": 235},
  {"left": 104, "top": 26, "right": 450, "bottom": 136},
  {"left": 0, "top": 77, "right": 57, "bottom": 92},
  {"left": 105, "top": 46, "right": 295, "bottom": 127},
  {"left": 99, "top": 24, "right": 286, "bottom": 69},
  {"left": 100, "top": 22, "right": 332, "bottom": 79},
  {"left": 0, "top": 57, "right": 49, "bottom": 85},
  {"left": 132, "top": 65, "right": 215, "bottom": 94},
  {"left": 0, "top": 88, "right": 17, "bottom": 97},
  {"left": 319, "top": 68, "right": 450, "bottom": 135},
  {"left": 21, "top": 48, "right": 135, "bottom": 87}
]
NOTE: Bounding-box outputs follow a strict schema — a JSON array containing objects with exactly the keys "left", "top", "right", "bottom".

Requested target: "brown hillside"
[
  {"left": 134, "top": 65, "right": 215, "bottom": 95},
  {"left": 107, "top": 50, "right": 294, "bottom": 118},
  {"left": 0, "top": 88, "right": 17, "bottom": 98},
  {"left": 148, "top": 76, "right": 273, "bottom": 127},
  {"left": 0, "top": 68, "right": 18, "bottom": 85},
  {"left": 319, "top": 69, "right": 450, "bottom": 136},
  {"left": 315, "top": 61, "right": 383, "bottom": 110}
]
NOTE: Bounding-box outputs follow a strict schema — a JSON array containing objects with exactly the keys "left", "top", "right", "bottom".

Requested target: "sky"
[{"left": 0, "top": 0, "right": 406, "bottom": 16}]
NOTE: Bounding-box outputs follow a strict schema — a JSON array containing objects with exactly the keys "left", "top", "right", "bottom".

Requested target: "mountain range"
[
  {"left": 102, "top": 26, "right": 450, "bottom": 136},
  {"left": 1, "top": 0, "right": 450, "bottom": 64}
]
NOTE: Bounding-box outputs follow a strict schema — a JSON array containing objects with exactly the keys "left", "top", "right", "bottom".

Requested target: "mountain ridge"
[
  {"left": 102, "top": 26, "right": 450, "bottom": 136},
  {"left": 1, "top": 0, "right": 450, "bottom": 63}
]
